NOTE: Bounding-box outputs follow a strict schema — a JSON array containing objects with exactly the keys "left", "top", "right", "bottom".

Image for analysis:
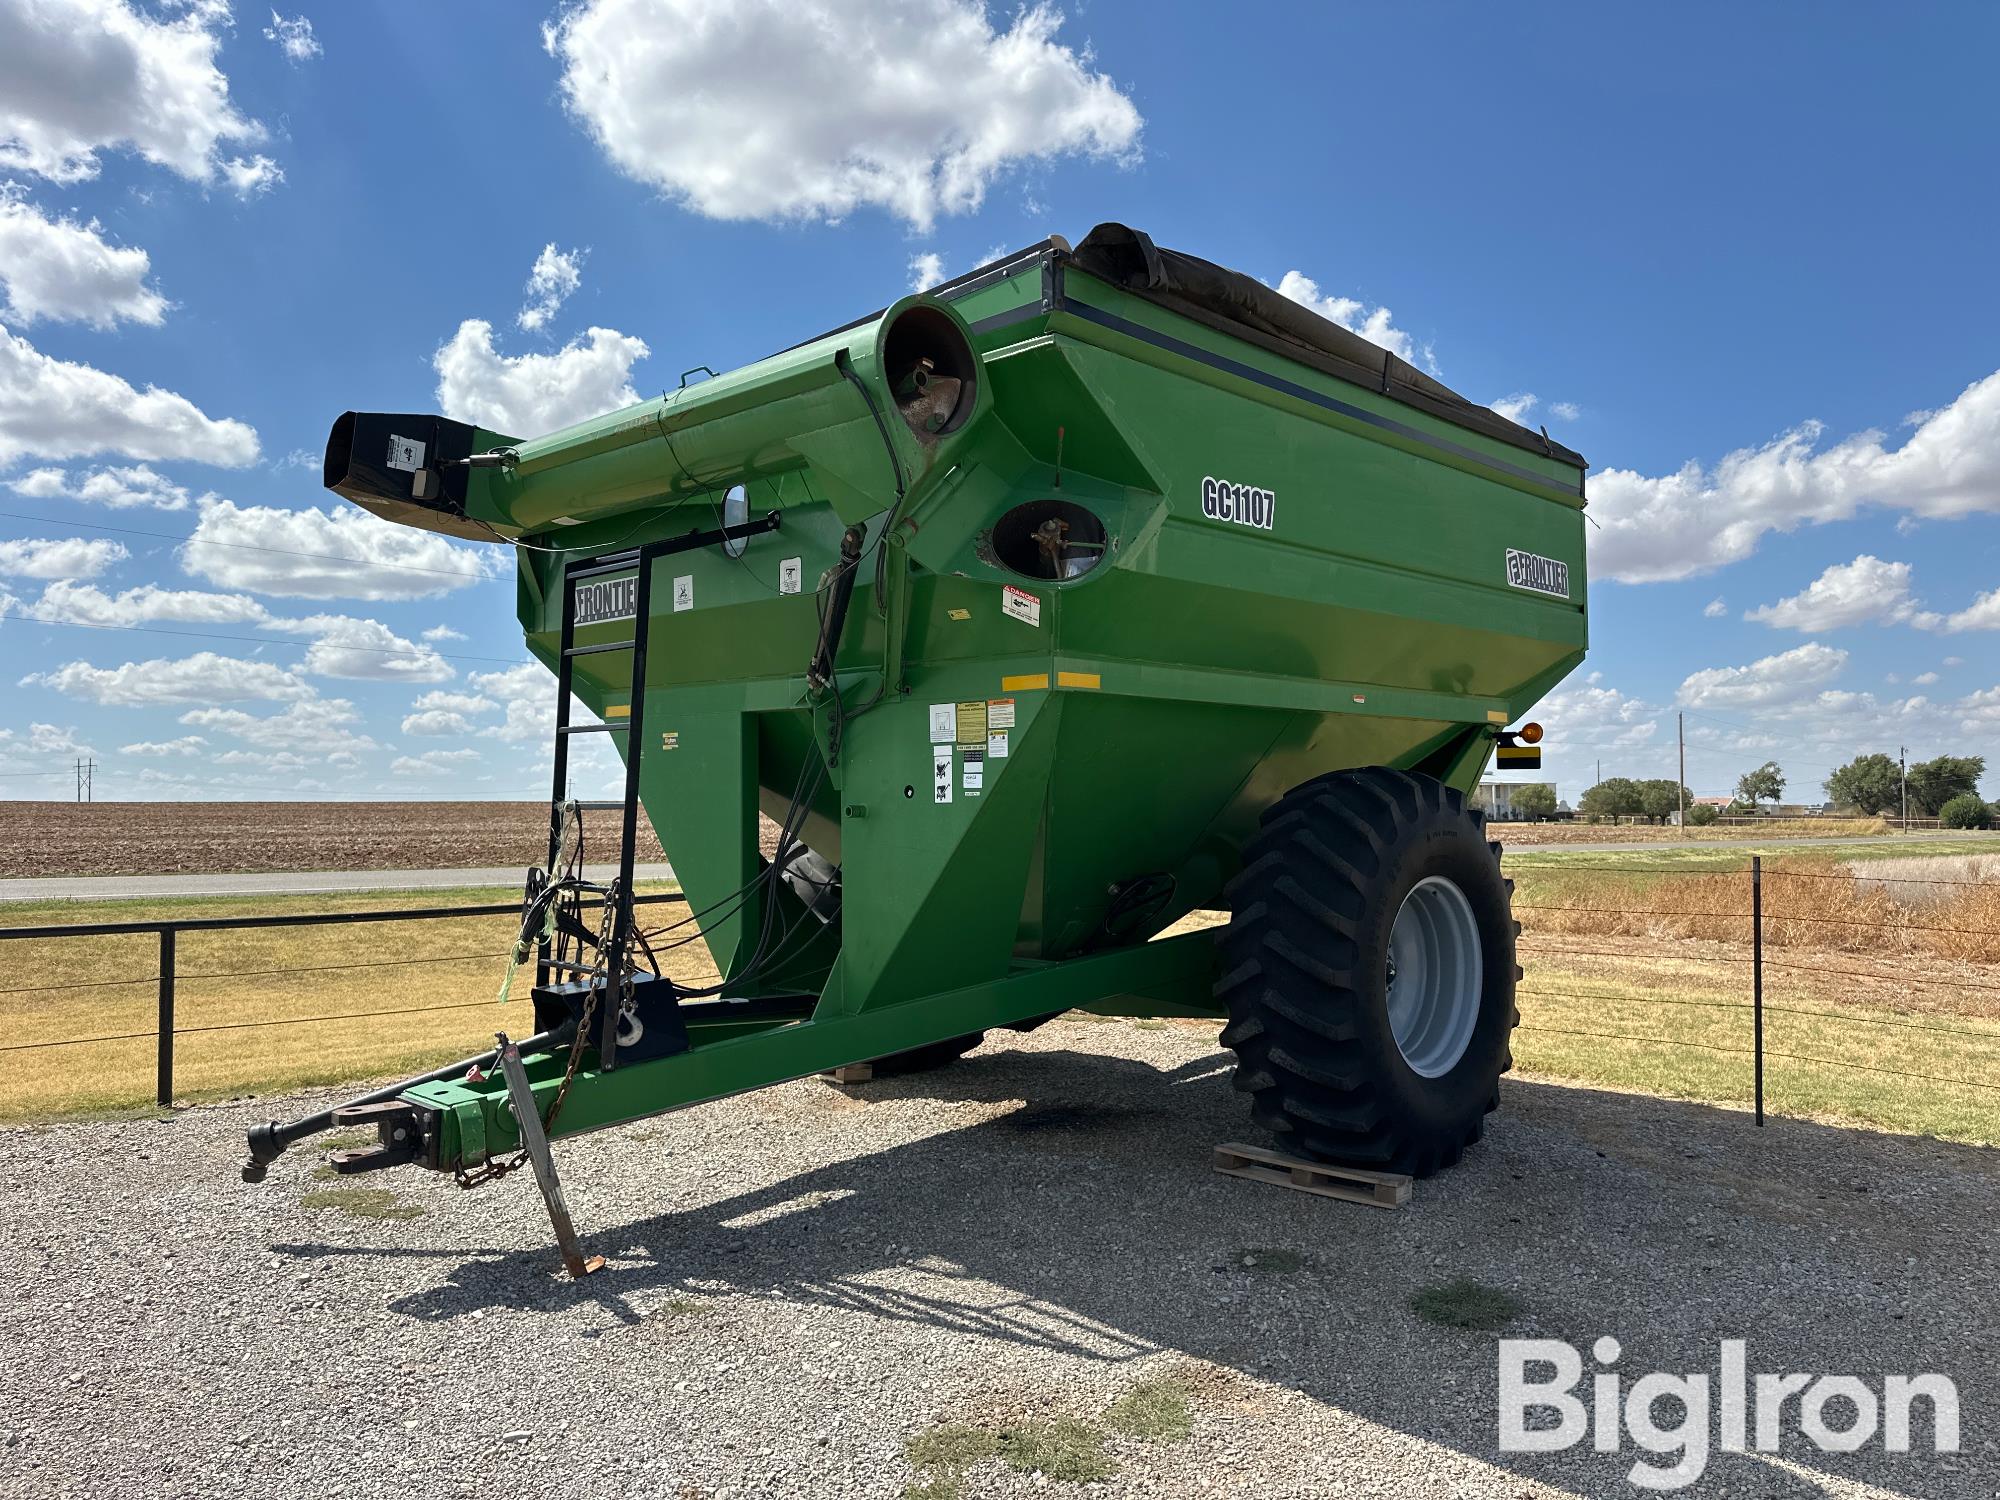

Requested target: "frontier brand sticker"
[
  {"left": 1200, "top": 475, "right": 1275, "bottom": 530},
  {"left": 1001, "top": 585, "right": 1041, "bottom": 627},
  {"left": 779, "top": 557, "right": 802, "bottom": 595},
  {"left": 932, "top": 747, "right": 953, "bottom": 804},
  {"left": 672, "top": 575, "right": 694, "bottom": 612},
  {"left": 385, "top": 434, "right": 426, "bottom": 473},
  {"left": 1504, "top": 548, "right": 1571, "bottom": 600},
  {"left": 961, "top": 748, "right": 984, "bottom": 797},
  {"left": 573, "top": 574, "right": 637, "bottom": 627},
  {"left": 928, "top": 703, "right": 956, "bottom": 743}
]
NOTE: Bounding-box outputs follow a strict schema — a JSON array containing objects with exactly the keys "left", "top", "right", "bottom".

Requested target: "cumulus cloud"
[
  {"left": 1676, "top": 642, "right": 1848, "bottom": 710},
  {"left": 180, "top": 499, "right": 496, "bottom": 600},
  {"left": 1524, "top": 675, "right": 1661, "bottom": 751},
  {"left": 400, "top": 708, "right": 476, "bottom": 737},
  {"left": 0, "top": 0, "right": 280, "bottom": 191},
  {"left": 1936, "top": 588, "right": 2000, "bottom": 634},
  {"left": 1703, "top": 598, "right": 1728, "bottom": 619},
  {"left": 1489, "top": 393, "right": 1537, "bottom": 424},
  {"left": 517, "top": 244, "right": 584, "bottom": 332},
  {"left": 182, "top": 697, "right": 377, "bottom": 754},
  {"left": 8, "top": 463, "right": 195, "bottom": 509},
  {"left": 410, "top": 689, "right": 492, "bottom": 714},
  {"left": 121, "top": 734, "right": 206, "bottom": 756},
  {"left": 24, "top": 650, "right": 313, "bottom": 706},
  {"left": 0, "top": 537, "right": 127, "bottom": 579},
  {"left": 283, "top": 613, "right": 454, "bottom": 682},
  {"left": 1274, "top": 271, "right": 1419, "bottom": 365},
  {"left": 1589, "top": 371, "right": 2000, "bottom": 583},
  {"left": 433, "top": 319, "right": 646, "bottom": 439},
  {"left": 908, "top": 252, "right": 947, "bottom": 292},
  {"left": 262, "top": 10, "right": 320, "bottom": 63},
  {"left": 392, "top": 748, "right": 480, "bottom": 776},
  {"left": 0, "top": 324, "right": 259, "bottom": 467},
  {"left": 401, "top": 686, "right": 497, "bottom": 736},
  {"left": 543, "top": 0, "right": 1140, "bottom": 231},
  {"left": 419, "top": 623, "right": 466, "bottom": 642},
  {"left": 0, "top": 187, "right": 167, "bottom": 327},
  {"left": 21, "top": 578, "right": 268, "bottom": 625},
  {"left": 1549, "top": 401, "right": 1581, "bottom": 422},
  {"left": 466, "top": 660, "right": 591, "bottom": 744},
  {"left": 1743, "top": 555, "right": 1938, "bottom": 632}
]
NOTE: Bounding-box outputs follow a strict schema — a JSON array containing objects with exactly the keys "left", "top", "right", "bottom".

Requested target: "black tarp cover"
[{"left": 1068, "top": 224, "right": 1585, "bottom": 471}]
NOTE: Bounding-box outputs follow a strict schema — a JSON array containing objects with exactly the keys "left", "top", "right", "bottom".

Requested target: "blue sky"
[{"left": 1, "top": 0, "right": 1996, "bottom": 804}]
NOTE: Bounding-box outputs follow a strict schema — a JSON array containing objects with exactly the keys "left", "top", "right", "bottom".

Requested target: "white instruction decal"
[
  {"left": 672, "top": 575, "right": 694, "bottom": 612},
  {"left": 987, "top": 730, "right": 1009, "bottom": 759},
  {"left": 932, "top": 747, "right": 953, "bottom": 804},
  {"left": 986, "top": 697, "right": 1015, "bottom": 729},
  {"left": 385, "top": 434, "right": 426, "bottom": 472},
  {"left": 779, "top": 557, "right": 802, "bottom": 595},
  {"left": 928, "top": 703, "right": 955, "bottom": 743},
  {"left": 961, "top": 748, "right": 984, "bottom": 797},
  {"left": 1001, "top": 585, "right": 1041, "bottom": 627}
]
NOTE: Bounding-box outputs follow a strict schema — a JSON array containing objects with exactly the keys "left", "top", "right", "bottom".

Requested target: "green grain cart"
[{"left": 246, "top": 226, "right": 1586, "bottom": 1263}]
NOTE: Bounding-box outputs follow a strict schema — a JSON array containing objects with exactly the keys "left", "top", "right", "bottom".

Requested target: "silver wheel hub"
[{"left": 1385, "top": 875, "right": 1483, "bottom": 1078}]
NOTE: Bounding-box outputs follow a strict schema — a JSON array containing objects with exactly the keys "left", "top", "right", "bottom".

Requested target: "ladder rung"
[
  {"left": 564, "top": 640, "right": 633, "bottom": 658},
  {"left": 560, "top": 723, "right": 628, "bottom": 735}
]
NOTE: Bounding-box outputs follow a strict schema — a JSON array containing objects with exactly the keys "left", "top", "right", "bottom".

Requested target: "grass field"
[{"left": 4, "top": 844, "right": 1997, "bottom": 1148}]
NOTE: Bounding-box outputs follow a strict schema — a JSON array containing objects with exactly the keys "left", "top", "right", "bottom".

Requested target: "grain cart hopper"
[{"left": 244, "top": 226, "right": 1587, "bottom": 1264}]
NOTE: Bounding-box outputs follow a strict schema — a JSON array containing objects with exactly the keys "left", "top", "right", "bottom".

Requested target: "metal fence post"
[
  {"left": 157, "top": 926, "right": 176, "bottom": 1108},
  {"left": 1751, "top": 856, "right": 1764, "bottom": 1127}
]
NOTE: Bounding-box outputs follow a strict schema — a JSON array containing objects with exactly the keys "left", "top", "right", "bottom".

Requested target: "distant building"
[{"left": 1473, "top": 780, "right": 1559, "bottom": 820}]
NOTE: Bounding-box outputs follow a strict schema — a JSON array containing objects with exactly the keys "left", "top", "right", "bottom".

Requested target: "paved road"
[
  {"left": 1504, "top": 829, "right": 1996, "bottom": 855},
  {"left": 0, "top": 862, "right": 677, "bottom": 904}
]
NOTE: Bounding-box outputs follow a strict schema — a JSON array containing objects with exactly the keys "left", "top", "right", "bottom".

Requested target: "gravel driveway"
[{"left": 2, "top": 1018, "right": 1993, "bottom": 1498}]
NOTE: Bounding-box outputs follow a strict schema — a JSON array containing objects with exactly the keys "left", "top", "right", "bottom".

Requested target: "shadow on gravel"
[{"left": 272, "top": 1043, "right": 1998, "bottom": 1497}]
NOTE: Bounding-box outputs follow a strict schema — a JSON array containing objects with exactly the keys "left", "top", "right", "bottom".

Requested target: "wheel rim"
[{"left": 1384, "top": 875, "right": 1483, "bottom": 1078}]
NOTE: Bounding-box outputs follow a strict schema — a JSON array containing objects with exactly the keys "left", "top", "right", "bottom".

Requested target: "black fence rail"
[{"left": 0, "top": 890, "right": 686, "bottom": 1105}]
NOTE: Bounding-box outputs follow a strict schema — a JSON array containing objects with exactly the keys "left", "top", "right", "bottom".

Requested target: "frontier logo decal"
[
  {"left": 1505, "top": 548, "right": 1571, "bottom": 599},
  {"left": 573, "top": 575, "right": 637, "bottom": 627},
  {"left": 1200, "top": 475, "right": 1275, "bottom": 531}
]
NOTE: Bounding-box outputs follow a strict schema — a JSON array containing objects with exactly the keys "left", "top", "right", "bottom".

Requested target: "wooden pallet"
[
  {"left": 1211, "top": 1142, "right": 1412, "bottom": 1210},
  {"left": 819, "top": 1062, "right": 874, "bottom": 1085}
]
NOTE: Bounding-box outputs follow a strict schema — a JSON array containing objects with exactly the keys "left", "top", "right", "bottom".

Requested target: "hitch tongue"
[{"left": 327, "top": 1099, "right": 422, "bottom": 1175}]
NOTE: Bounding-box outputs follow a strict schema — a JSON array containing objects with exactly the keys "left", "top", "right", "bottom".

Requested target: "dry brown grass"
[{"left": 1502, "top": 818, "right": 1888, "bottom": 846}]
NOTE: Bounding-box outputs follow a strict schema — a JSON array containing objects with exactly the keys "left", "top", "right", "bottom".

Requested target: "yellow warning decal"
[
  {"left": 1001, "top": 673, "right": 1049, "bottom": 692},
  {"left": 605, "top": 704, "right": 631, "bottom": 718},
  {"left": 1486, "top": 709, "right": 1509, "bottom": 724},
  {"left": 1056, "top": 671, "right": 1101, "bottom": 690}
]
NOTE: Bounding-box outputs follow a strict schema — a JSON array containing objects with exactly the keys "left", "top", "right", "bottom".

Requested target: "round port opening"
[
  {"left": 884, "top": 305, "right": 978, "bottom": 439},
  {"left": 990, "top": 499, "right": 1107, "bottom": 582}
]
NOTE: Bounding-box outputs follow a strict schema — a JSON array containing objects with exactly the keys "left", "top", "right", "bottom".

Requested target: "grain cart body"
[{"left": 310, "top": 225, "right": 1587, "bottom": 1182}]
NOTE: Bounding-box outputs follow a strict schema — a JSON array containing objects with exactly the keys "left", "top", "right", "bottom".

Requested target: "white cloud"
[
  {"left": 400, "top": 708, "right": 476, "bottom": 737},
  {"left": 1913, "top": 671, "right": 1939, "bottom": 686},
  {"left": 1676, "top": 642, "right": 1848, "bottom": 710},
  {"left": 121, "top": 734, "right": 205, "bottom": 756},
  {"left": 262, "top": 10, "right": 319, "bottom": 63},
  {"left": 23, "top": 578, "right": 268, "bottom": 624},
  {"left": 1549, "top": 401, "right": 1580, "bottom": 422},
  {"left": 433, "top": 320, "right": 647, "bottom": 438},
  {"left": 0, "top": 0, "right": 280, "bottom": 191},
  {"left": 517, "top": 244, "right": 584, "bottom": 332},
  {"left": 0, "top": 536, "right": 127, "bottom": 579},
  {"left": 0, "top": 187, "right": 167, "bottom": 327},
  {"left": 1702, "top": 598, "right": 1727, "bottom": 619},
  {"left": 24, "top": 650, "right": 313, "bottom": 706},
  {"left": 908, "top": 252, "right": 947, "bottom": 292},
  {"left": 467, "top": 660, "right": 588, "bottom": 744},
  {"left": 1489, "top": 393, "right": 1536, "bottom": 424},
  {"left": 181, "top": 697, "right": 376, "bottom": 753},
  {"left": 21, "top": 720, "right": 89, "bottom": 754},
  {"left": 410, "top": 688, "right": 493, "bottom": 714},
  {"left": 543, "top": 0, "right": 1141, "bottom": 231},
  {"left": 0, "top": 324, "right": 259, "bottom": 467},
  {"left": 8, "top": 463, "right": 195, "bottom": 509},
  {"left": 1524, "top": 677, "right": 1660, "bottom": 751},
  {"left": 1742, "top": 555, "right": 1933, "bottom": 631},
  {"left": 1936, "top": 588, "right": 2000, "bottom": 633},
  {"left": 1589, "top": 371, "right": 2000, "bottom": 583},
  {"left": 1274, "top": 271, "right": 1417, "bottom": 364},
  {"left": 180, "top": 498, "right": 496, "bottom": 600},
  {"left": 419, "top": 623, "right": 466, "bottom": 642},
  {"left": 283, "top": 613, "right": 454, "bottom": 682},
  {"left": 1945, "top": 656, "right": 1964, "bottom": 667},
  {"left": 393, "top": 748, "right": 480, "bottom": 776}
]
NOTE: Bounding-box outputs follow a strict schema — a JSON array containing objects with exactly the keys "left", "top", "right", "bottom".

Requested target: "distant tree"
[
  {"left": 1579, "top": 777, "right": 1642, "bottom": 821},
  {"left": 1687, "top": 804, "right": 1720, "bottom": 827},
  {"left": 1511, "top": 783, "right": 1557, "bottom": 819},
  {"left": 1938, "top": 793, "right": 1993, "bottom": 831},
  {"left": 1736, "top": 762, "right": 1785, "bottom": 808},
  {"left": 1637, "top": 780, "right": 1694, "bottom": 824},
  {"left": 1824, "top": 753, "right": 1902, "bottom": 815},
  {"left": 1908, "top": 756, "right": 1985, "bottom": 817}
]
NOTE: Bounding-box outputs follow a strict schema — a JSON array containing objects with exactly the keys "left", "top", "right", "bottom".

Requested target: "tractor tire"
[
  {"left": 866, "top": 1032, "right": 985, "bottom": 1076},
  {"left": 1216, "top": 767, "right": 1519, "bottom": 1178}
]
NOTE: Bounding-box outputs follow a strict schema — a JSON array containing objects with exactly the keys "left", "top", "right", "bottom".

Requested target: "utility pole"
[
  {"left": 1677, "top": 712, "right": 1686, "bottom": 835},
  {"left": 1899, "top": 745, "right": 1908, "bottom": 833},
  {"left": 75, "top": 756, "right": 94, "bottom": 803}
]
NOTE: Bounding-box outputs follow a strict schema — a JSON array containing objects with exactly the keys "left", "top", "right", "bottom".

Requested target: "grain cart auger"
[{"left": 242, "top": 226, "right": 1588, "bottom": 1270}]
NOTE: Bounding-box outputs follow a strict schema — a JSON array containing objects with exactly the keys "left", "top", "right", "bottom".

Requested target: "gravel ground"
[{"left": 2, "top": 1018, "right": 1994, "bottom": 1499}]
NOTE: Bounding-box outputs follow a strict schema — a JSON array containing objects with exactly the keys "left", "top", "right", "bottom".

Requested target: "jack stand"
[{"left": 495, "top": 1032, "right": 605, "bottom": 1281}]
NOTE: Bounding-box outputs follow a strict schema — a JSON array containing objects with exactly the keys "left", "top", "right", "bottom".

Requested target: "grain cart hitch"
[{"left": 265, "top": 224, "right": 1588, "bottom": 1264}]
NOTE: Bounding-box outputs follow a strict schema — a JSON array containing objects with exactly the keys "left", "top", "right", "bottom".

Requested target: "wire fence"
[{"left": 1, "top": 848, "right": 1997, "bottom": 1136}]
